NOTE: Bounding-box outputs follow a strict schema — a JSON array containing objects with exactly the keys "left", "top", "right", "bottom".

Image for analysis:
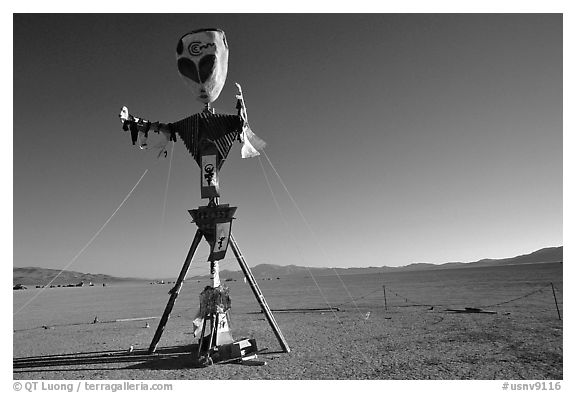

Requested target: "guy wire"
[
  {"left": 257, "top": 155, "right": 380, "bottom": 375},
  {"left": 159, "top": 141, "right": 176, "bottom": 237},
  {"left": 260, "top": 151, "right": 366, "bottom": 319},
  {"left": 14, "top": 168, "right": 150, "bottom": 316},
  {"left": 257, "top": 156, "right": 343, "bottom": 321}
]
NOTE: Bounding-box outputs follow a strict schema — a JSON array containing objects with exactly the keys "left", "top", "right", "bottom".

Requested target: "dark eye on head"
[
  {"left": 178, "top": 55, "right": 216, "bottom": 83},
  {"left": 177, "top": 58, "right": 199, "bottom": 82},
  {"left": 198, "top": 55, "right": 216, "bottom": 83},
  {"left": 176, "top": 39, "right": 184, "bottom": 55}
]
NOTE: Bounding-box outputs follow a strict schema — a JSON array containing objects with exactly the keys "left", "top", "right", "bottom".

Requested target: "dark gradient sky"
[{"left": 13, "top": 14, "right": 562, "bottom": 278}]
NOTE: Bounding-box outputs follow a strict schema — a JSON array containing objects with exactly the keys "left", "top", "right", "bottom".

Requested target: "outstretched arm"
[{"left": 119, "top": 106, "right": 174, "bottom": 147}]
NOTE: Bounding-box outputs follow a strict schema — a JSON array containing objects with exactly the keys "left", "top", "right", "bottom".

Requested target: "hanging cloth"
[{"left": 235, "top": 83, "right": 266, "bottom": 158}]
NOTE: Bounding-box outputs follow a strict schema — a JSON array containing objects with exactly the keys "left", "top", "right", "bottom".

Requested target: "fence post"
[
  {"left": 383, "top": 285, "right": 388, "bottom": 311},
  {"left": 550, "top": 282, "right": 561, "bottom": 321}
]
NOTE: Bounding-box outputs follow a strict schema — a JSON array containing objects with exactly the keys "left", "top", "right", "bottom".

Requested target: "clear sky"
[{"left": 13, "top": 14, "right": 562, "bottom": 278}]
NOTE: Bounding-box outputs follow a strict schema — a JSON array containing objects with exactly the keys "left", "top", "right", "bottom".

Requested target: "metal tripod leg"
[
  {"left": 229, "top": 233, "right": 291, "bottom": 353},
  {"left": 148, "top": 229, "right": 204, "bottom": 354}
]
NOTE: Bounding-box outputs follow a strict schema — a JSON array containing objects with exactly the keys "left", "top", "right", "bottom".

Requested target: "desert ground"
[{"left": 13, "top": 262, "right": 562, "bottom": 379}]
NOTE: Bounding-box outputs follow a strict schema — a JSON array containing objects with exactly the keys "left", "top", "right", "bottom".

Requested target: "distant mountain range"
[
  {"left": 14, "top": 246, "right": 562, "bottom": 285},
  {"left": 212, "top": 246, "right": 563, "bottom": 280},
  {"left": 12, "top": 267, "right": 146, "bottom": 286}
]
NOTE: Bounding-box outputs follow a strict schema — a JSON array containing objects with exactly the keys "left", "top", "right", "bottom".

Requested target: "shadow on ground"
[
  {"left": 14, "top": 346, "right": 283, "bottom": 373},
  {"left": 13, "top": 345, "right": 197, "bottom": 372}
]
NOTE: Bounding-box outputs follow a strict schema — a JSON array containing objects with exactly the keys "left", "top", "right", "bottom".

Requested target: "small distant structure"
[{"left": 13, "top": 284, "right": 27, "bottom": 290}]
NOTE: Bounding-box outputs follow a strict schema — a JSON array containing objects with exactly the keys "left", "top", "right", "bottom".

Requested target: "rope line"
[
  {"left": 481, "top": 285, "right": 550, "bottom": 308},
  {"left": 334, "top": 288, "right": 383, "bottom": 308},
  {"left": 382, "top": 283, "right": 556, "bottom": 309},
  {"left": 388, "top": 290, "right": 436, "bottom": 306},
  {"left": 261, "top": 151, "right": 366, "bottom": 318},
  {"left": 257, "top": 154, "right": 380, "bottom": 374},
  {"left": 14, "top": 169, "right": 150, "bottom": 316},
  {"left": 257, "top": 157, "right": 345, "bottom": 321},
  {"left": 13, "top": 317, "right": 159, "bottom": 333},
  {"left": 159, "top": 141, "right": 176, "bottom": 237}
]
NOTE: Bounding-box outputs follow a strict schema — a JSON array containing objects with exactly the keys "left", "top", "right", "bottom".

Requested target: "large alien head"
[{"left": 176, "top": 28, "right": 229, "bottom": 104}]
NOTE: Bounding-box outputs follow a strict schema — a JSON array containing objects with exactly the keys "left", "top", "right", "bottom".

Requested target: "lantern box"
[
  {"left": 210, "top": 338, "right": 258, "bottom": 363},
  {"left": 189, "top": 204, "right": 237, "bottom": 261}
]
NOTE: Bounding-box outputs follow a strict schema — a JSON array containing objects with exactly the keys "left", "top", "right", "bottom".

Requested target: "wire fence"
[
  {"left": 14, "top": 279, "right": 563, "bottom": 333},
  {"left": 331, "top": 281, "right": 563, "bottom": 319}
]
